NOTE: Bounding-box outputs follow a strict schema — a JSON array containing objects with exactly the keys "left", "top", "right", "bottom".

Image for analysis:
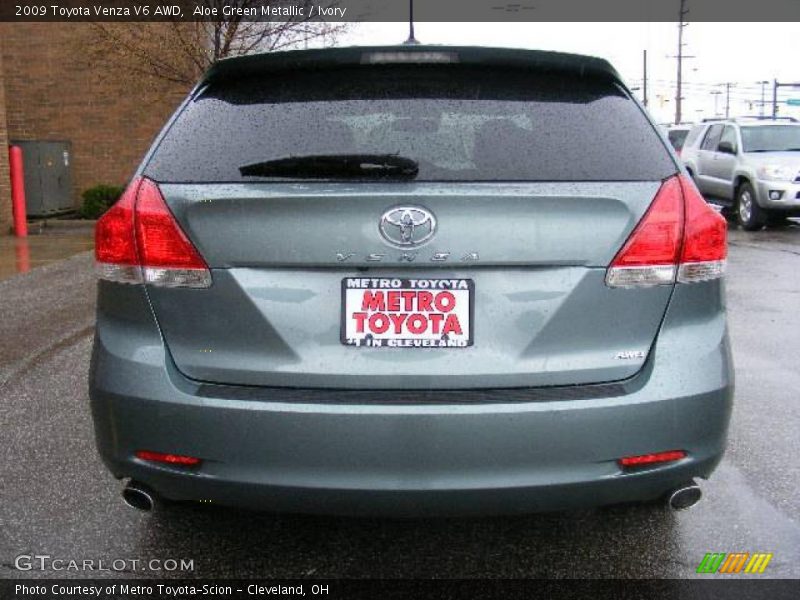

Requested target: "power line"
[
  {"left": 626, "top": 71, "right": 800, "bottom": 118},
  {"left": 773, "top": 81, "right": 800, "bottom": 117},
  {"left": 628, "top": 79, "right": 767, "bottom": 91}
]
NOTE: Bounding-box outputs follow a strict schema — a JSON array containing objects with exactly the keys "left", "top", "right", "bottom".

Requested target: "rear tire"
[{"left": 736, "top": 182, "right": 765, "bottom": 231}]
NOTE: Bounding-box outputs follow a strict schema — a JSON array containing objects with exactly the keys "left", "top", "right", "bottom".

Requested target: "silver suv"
[{"left": 681, "top": 118, "right": 800, "bottom": 230}]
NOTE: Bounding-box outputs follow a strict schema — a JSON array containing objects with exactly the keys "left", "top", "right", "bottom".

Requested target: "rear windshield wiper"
[{"left": 239, "top": 154, "right": 419, "bottom": 180}]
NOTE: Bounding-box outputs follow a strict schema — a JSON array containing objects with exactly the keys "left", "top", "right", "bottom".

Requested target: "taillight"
[
  {"left": 605, "top": 176, "right": 683, "bottom": 287},
  {"left": 95, "top": 177, "right": 211, "bottom": 288},
  {"left": 95, "top": 180, "right": 141, "bottom": 284},
  {"left": 677, "top": 176, "right": 727, "bottom": 283},
  {"left": 605, "top": 174, "right": 726, "bottom": 288}
]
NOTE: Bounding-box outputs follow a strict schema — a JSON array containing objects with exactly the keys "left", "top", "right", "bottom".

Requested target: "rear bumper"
[
  {"left": 89, "top": 281, "right": 733, "bottom": 516},
  {"left": 92, "top": 388, "right": 728, "bottom": 516}
]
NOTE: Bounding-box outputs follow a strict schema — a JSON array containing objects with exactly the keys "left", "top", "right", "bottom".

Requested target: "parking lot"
[{"left": 1, "top": 222, "right": 799, "bottom": 580}]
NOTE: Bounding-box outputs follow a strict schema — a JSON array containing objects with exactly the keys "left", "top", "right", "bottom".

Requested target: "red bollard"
[
  {"left": 8, "top": 145, "right": 28, "bottom": 237},
  {"left": 15, "top": 240, "right": 31, "bottom": 274}
]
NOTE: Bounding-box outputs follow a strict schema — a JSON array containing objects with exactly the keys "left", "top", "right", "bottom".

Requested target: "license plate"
[{"left": 341, "top": 278, "right": 474, "bottom": 348}]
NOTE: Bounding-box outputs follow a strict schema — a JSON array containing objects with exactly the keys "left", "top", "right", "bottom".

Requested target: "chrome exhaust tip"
[
  {"left": 667, "top": 481, "right": 702, "bottom": 511},
  {"left": 122, "top": 481, "right": 156, "bottom": 512}
]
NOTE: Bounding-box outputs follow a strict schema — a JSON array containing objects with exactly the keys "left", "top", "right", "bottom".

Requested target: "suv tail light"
[
  {"left": 606, "top": 174, "right": 726, "bottom": 288},
  {"left": 676, "top": 176, "right": 727, "bottom": 283},
  {"left": 95, "top": 177, "right": 211, "bottom": 288}
]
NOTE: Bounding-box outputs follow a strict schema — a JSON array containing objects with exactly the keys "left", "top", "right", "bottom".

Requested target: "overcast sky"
[{"left": 338, "top": 22, "right": 800, "bottom": 124}]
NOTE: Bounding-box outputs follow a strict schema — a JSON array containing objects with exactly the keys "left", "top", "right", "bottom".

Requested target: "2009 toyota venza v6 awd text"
[{"left": 89, "top": 46, "right": 733, "bottom": 516}]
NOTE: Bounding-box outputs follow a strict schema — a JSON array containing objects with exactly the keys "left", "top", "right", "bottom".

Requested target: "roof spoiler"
[{"left": 199, "top": 45, "right": 623, "bottom": 87}]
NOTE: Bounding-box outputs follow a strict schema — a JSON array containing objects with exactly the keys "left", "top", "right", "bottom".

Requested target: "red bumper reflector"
[
  {"left": 135, "top": 450, "right": 202, "bottom": 466},
  {"left": 618, "top": 450, "right": 686, "bottom": 468}
]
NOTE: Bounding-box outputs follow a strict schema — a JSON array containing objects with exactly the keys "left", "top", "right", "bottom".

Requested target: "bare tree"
[{"left": 79, "top": 1, "right": 349, "bottom": 91}]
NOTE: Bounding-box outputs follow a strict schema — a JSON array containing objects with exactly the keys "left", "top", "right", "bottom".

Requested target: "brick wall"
[
  {"left": 0, "top": 43, "right": 10, "bottom": 232},
  {"left": 0, "top": 23, "right": 190, "bottom": 228}
]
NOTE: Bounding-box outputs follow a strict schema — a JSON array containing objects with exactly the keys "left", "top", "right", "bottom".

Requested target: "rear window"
[
  {"left": 683, "top": 124, "right": 707, "bottom": 149},
  {"left": 667, "top": 129, "right": 690, "bottom": 150},
  {"left": 146, "top": 66, "right": 676, "bottom": 183}
]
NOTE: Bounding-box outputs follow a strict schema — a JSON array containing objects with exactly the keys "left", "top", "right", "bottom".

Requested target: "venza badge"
[{"left": 379, "top": 206, "right": 437, "bottom": 248}]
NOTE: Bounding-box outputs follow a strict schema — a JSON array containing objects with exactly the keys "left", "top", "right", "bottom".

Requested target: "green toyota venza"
[{"left": 89, "top": 46, "right": 733, "bottom": 515}]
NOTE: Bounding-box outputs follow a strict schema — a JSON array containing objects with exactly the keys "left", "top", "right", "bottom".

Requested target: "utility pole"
[
  {"left": 643, "top": 49, "right": 648, "bottom": 107},
  {"left": 757, "top": 80, "right": 769, "bottom": 117},
  {"left": 674, "top": 0, "right": 693, "bottom": 124},
  {"left": 711, "top": 90, "right": 722, "bottom": 116},
  {"left": 773, "top": 79, "right": 778, "bottom": 117},
  {"left": 722, "top": 82, "right": 736, "bottom": 118}
]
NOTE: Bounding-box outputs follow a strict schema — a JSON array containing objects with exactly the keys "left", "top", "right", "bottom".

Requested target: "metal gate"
[{"left": 10, "top": 140, "right": 73, "bottom": 217}]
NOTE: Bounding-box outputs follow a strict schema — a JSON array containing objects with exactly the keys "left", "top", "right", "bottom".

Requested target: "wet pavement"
[
  {"left": 0, "top": 224, "right": 94, "bottom": 281},
  {"left": 0, "top": 223, "right": 798, "bottom": 579}
]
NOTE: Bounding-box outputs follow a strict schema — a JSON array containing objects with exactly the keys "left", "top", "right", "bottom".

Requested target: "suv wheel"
[{"left": 736, "top": 182, "right": 765, "bottom": 231}]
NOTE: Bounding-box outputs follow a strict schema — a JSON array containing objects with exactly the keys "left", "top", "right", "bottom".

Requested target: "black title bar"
[
  {"left": 2, "top": 0, "right": 800, "bottom": 22},
  {"left": 3, "top": 579, "right": 800, "bottom": 600}
]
